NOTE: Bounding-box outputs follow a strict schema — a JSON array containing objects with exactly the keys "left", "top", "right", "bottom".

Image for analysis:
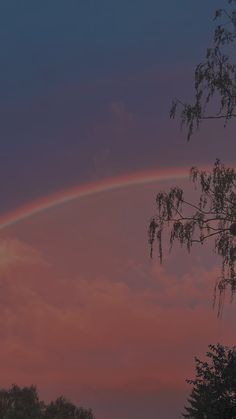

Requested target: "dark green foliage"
[
  {"left": 149, "top": 160, "right": 236, "bottom": 314},
  {"left": 183, "top": 344, "right": 236, "bottom": 418},
  {"left": 44, "top": 396, "right": 94, "bottom": 419},
  {"left": 170, "top": 0, "right": 236, "bottom": 140},
  {"left": 0, "top": 385, "right": 43, "bottom": 419},
  {"left": 0, "top": 385, "right": 94, "bottom": 419}
]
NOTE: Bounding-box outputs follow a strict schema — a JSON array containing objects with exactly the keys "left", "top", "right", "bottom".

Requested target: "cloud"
[
  {"left": 0, "top": 238, "right": 43, "bottom": 274},
  {"left": 0, "top": 260, "right": 233, "bottom": 387},
  {"left": 149, "top": 262, "right": 219, "bottom": 308},
  {"left": 0, "top": 246, "right": 234, "bottom": 418},
  {"left": 0, "top": 185, "right": 235, "bottom": 419},
  {"left": 110, "top": 101, "right": 135, "bottom": 125}
]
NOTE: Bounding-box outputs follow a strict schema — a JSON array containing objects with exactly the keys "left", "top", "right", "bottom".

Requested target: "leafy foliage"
[
  {"left": 183, "top": 343, "right": 236, "bottom": 418},
  {"left": 44, "top": 396, "right": 94, "bottom": 419},
  {"left": 0, "top": 385, "right": 43, "bottom": 419},
  {"left": 150, "top": 2, "right": 236, "bottom": 313},
  {"left": 170, "top": 0, "right": 236, "bottom": 140},
  {"left": 0, "top": 385, "right": 94, "bottom": 419},
  {"left": 149, "top": 160, "right": 236, "bottom": 314}
]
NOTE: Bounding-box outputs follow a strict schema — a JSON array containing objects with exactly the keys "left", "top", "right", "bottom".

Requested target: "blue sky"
[
  {"left": 0, "top": 0, "right": 233, "bottom": 215},
  {"left": 0, "top": 1, "right": 217, "bottom": 99}
]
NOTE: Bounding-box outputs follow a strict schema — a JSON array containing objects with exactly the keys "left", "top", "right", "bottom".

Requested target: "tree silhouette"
[
  {"left": 150, "top": 1, "right": 236, "bottom": 312},
  {"left": 170, "top": 0, "right": 236, "bottom": 140},
  {"left": 44, "top": 396, "right": 94, "bottom": 419},
  {"left": 0, "top": 385, "right": 94, "bottom": 419},
  {"left": 183, "top": 344, "right": 236, "bottom": 418},
  {"left": 149, "top": 160, "right": 236, "bottom": 314},
  {"left": 0, "top": 385, "right": 43, "bottom": 419}
]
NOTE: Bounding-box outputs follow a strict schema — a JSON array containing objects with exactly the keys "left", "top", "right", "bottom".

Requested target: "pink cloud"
[
  {"left": 0, "top": 262, "right": 233, "bottom": 397},
  {"left": 0, "top": 238, "right": 43, "bottom": 274},
  {"left": 0, "top": 183, "right": 235, "bottom": 418},
  {"left": 110, "top": 101, "right": 135, "bottom": 125}
]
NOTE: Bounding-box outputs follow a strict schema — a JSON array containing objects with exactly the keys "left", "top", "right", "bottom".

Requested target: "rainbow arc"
[{"left": 0, "top": 167, "right": 190, "bottom": 230}]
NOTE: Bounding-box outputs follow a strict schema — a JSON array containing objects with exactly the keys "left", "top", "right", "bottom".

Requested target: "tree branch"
[
  {"left": 201, "top": 114, "right": 236, "bottom": 120},
  {"left": 191, "top": 230, "right": 225, "bottom": 243}
]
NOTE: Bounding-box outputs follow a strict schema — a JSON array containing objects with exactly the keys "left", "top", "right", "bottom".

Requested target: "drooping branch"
[
  {"left": 149, "top": 160, "right": 236, "bottom": 311},
  {"left": 170, "top": 0, "right": 236, "bottom": 140}
]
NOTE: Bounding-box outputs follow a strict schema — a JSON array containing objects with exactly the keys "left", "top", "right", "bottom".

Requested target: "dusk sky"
[{"left": 1, "top": 1, "right": 236, "bottom": 418}]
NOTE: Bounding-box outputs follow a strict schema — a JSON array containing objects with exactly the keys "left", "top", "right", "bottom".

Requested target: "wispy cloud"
[{"left": 0, "top": 238, "right": 43, "bottom": 273}]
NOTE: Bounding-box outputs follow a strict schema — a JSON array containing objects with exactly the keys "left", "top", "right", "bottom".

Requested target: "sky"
[{"left": 0, "top": 1, "right": 236, "bottom": 418}]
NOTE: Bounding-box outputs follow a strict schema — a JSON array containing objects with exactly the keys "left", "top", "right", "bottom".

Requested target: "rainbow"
[{"left": 0, "top": 167, "right": 190, "bottom": 231}]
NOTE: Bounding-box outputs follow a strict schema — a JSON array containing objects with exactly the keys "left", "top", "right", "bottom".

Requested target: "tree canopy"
[
  {"left": 44, "top": 396, "right": 94, "bottom": 419},
  {"left": 0, "top": 385, "right": 43, "bottom": 419},
  {"left": 0, "top": 385, "right": 94, "bottom": 419},
  {"left": 183, "top": 343, "right": 236, "bottom": 418}
]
